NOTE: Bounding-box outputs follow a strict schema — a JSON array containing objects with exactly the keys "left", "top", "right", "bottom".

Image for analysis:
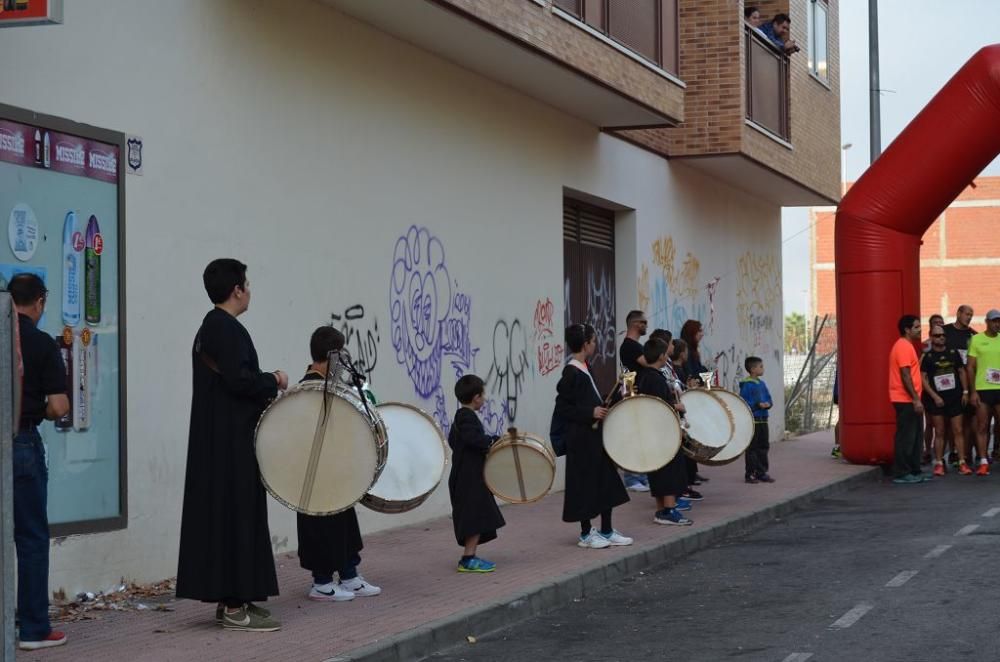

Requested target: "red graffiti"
[{"left": 533, "top": 298, "right": 563, "bottom": 375}]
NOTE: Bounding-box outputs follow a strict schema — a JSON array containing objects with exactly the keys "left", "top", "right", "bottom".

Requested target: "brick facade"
[
  {"left": 435, "top": 0, "right": 685, "bottom": 124},
  {"left": 811, "top": 177, "right": 1000, "bottom": 326}
]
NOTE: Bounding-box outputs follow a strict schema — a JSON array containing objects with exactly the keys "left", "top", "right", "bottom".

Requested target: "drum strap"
[
  {"left": 511, "top": 443, "right": 527, "bottom": 502},
  {"left": 300, "top": 397, "right": 333, "bottom": 511}
]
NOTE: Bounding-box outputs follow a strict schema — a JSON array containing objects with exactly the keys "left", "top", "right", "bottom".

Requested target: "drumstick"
[{"left": 591, "top": 376, "right": 624, "bottom": 430}]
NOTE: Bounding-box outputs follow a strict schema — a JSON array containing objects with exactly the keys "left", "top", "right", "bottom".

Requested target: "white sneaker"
[
  {"left": 598, "top": 529, "right": 634, "bottom": 546},
  {"left": 339, "top": 575, "right": 381, "bottom": 597},
  {"left": 577, "top": 528, "right": 611, "bottom": 549},
  {"left": 626, "top": 482, "right": 650, "bottom": 492},
  {"left": 308, "top": 582, "right": 355, "bottom": 602}
]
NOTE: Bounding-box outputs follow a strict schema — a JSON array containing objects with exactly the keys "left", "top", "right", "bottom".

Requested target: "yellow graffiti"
[
  {"left": 651, "top": 235, "right": 699, "bottom": 300},
  {"left": 638, "top": 264, "right": 650, "bottom": 312},
  {"left": 736, "top": 251, "right": 781, "bottom": 336}
]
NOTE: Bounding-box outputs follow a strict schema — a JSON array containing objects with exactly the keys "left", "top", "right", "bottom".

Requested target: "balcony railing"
[
  {"left": 745, "top": 24, "right": 790, "bottom": 141},
  {"left": 554, "top": 0, "right": 678, "bottom": 75}
]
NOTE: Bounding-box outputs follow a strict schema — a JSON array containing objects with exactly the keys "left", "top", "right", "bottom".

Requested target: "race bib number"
[
  {"left": 933, "top": 373, "right": 956, "bottom": 392},
  {"left": 959, "top": 349, "right": 968, "bottom": 364},
  {"left": 987, "top": 368, "right": 1000, "bottom": 385}
]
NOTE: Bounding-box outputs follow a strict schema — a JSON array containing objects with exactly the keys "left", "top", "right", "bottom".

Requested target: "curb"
[{"left": 326, "top": 466, "right": 880, "bottom": 662}]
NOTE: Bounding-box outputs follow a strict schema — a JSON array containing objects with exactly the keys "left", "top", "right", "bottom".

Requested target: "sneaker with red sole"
[
  {"left": 933, "top": 463, "right": 946, "bottom": 477},
  {"left": 976, "top": 463, "right": 990, "bottom": 476},
  {"left": 18, "top": 631, "right": 67, "bottom": 651},
  {"left": 959, "top": 462, "right": 973, "bottom": 475}
]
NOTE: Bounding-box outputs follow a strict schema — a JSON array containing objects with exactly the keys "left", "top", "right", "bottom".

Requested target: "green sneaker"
[
  {"left": 216, "top": 602, "right": 271, "bottom": 623},
  {"left": 891, "top": 474, "right": 920, "bottom": 484},
  {"left": 831, "top": 445, "right": 841, "bottom": 459},
  {"left": 220, "top": 604, "right": 280, "bottom": 631}
]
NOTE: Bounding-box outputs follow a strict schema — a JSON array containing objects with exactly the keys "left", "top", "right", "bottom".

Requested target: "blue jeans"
[
  {"left": 313, "top": 553, "right": 360, "bottom": 585},
  {"left": 13, "top": 431, "right": 51, "bottom": 642},
  {"left": 623, "top": 471, "right": 647, "bottom": 486}
]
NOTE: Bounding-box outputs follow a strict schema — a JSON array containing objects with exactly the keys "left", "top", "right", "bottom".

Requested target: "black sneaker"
[
  {"left": 681, "top": 489, "right": 703, "bottom": 501},
  {"left": 757, "top": 474, "right": 776, "bottom": 483},
  {"left": 694, "top": 474, "right": 710, "bottom": 483}
]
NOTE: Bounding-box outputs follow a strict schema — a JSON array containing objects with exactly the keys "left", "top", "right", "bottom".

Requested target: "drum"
[
  {"left": 361, "top": 402, "right": 448, "bottom": 514},
  {"left": 484, "top": 428, "right": 555, "bottom": 504},
  {"left": 678, "top": 389, "right": 733, "bottom": 462},
  {"left": 255, "top": 381, "right": 387, "bottom": 516},
  {"left": 700, "top": 389, "right": 756, "bottom": 466},
  {"left": 602, "top": 395, "right": 683, "bottom": 473}
]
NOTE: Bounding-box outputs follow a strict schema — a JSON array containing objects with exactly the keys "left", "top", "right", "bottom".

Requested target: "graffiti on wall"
[
  {"left": 736, "top": 250, "right": 781, "bottom": 350},
  {"left": 486, "top": 318, "right": 531, "bottom": 424},
  {"left": 532, "top": 297, "right": 564, "bottom": 376},
  {"left": 646, "top": 235, "right": 710, "bottom": 333},
  {"left": 330, "top": 304, "right": 380, "bottom": 382},
  {"left": 585, "top": 266, "right": 616, "bottom": 362},
  {"left": 711, "top": 343, "right": 746, "bottom": 392}
]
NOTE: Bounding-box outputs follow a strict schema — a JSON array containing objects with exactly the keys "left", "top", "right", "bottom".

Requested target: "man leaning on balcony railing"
[{"left": 758, "top": 12, "right": 800, "bottom": 55}]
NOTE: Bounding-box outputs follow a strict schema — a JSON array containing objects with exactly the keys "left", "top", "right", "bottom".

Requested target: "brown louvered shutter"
[
  {"left": 563, "top": 200, "right": 616, "bottom": 394},
  {"left": 607, "top": 0, "right": 658, "bottom": 63},
  {"left": 553, "top": 0, "right": 582, "bottom": 17}
]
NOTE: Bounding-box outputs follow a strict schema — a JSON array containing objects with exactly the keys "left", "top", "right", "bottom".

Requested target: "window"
[
  {"left": 552, "top": 0, "right": 679, "bottom": 75},
  {"left": 808, "top": 0, "right": 829, "bottom": 82}
]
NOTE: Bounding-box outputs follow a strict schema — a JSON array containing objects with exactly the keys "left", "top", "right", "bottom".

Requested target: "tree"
[{"left": 784, "top": 312, "right": 807, "bottom": 354}]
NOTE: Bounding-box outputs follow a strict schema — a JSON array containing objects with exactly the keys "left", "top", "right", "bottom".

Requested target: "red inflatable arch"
[{"left": 836, "top": 44, "right": 1000, "bottom": 465}]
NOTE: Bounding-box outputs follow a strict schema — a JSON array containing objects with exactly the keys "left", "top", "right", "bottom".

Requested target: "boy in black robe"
[
  {"left": 635, "top": 338, "right": 693, "bottom": 526},
  {"left": 448, "top": 374, "right": 505, "bottom": 572},
  {"left": 298, "top": 326, "right": 382, "bottom": 601},
  {"left": 176, "top": 259, "right": 289, "bottom": 632}
]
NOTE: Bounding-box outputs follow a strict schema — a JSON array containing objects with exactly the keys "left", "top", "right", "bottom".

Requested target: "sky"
[{"left": 782, "top": 0, "right": 1000, "bottom": 316}]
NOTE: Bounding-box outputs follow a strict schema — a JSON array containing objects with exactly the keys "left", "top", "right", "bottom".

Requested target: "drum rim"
[
  {"left": 360, "top": 401, "right": 449, "bottom": 513},
  {"left": 700, "top": 389, "right": 756, "bottom": 466},
  {"left": 484, "top": 431, "right": 556, "bottom": 504},
  {"left": 255, "top": 380, "right": 388, "bottom": 516},
  {"left": 602, "top": 394, "right": 683, "bottom": 472},
  {"left": 679, "top": 388, "right": 734, "bottom": 447}
]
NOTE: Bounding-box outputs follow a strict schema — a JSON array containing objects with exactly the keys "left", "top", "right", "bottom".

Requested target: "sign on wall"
[
  {"left": 0, "top": 105, "right": 125, "bottom": 535},
  {"left": 0, "top": 0, "right": 62, "bottom": 27}
]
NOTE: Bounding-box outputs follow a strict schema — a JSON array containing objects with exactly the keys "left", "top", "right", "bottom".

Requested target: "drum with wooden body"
[
  {"left": 255, "top": 381, "right": 387, "bottom": 516},
  {"left": 361, "top": 402, "right": 448, "bottom": 514},
  {"left": 678, "top": 389, "right": 732, "bottom": 462},
  {"left": 700, "top": 388, "right": 756, "bottom": 466},
  {"left": 484, "top": 428, "right": 555, "bottom": 504},
  {"left": 602, "top": 395, "right": 683, "bottom": 473}
]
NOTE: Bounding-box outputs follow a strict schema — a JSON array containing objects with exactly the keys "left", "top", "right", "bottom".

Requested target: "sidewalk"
[{"left": 18, "top": 430, "right": 872, "bottom": 662}]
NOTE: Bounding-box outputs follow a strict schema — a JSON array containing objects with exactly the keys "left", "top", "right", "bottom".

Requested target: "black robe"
[
  {"left": 448, "top": 407, "right": 505, "bottom": 546},
  {"left": 635, "top": 367, "right": 688, "bottom": 499},
  {"left": 556, "top": 364, "right": 629, "bottom": 523},
  {"left": 296, "top": 371, "right": 364, "bottom": 575},
  {"left": 176, "top": 308, "right": 279, "bottom": 603}
]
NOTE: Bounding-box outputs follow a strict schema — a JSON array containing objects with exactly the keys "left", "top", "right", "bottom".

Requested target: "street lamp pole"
[{"left": 869, "top": 0, "right": 882, "bottom": 162}]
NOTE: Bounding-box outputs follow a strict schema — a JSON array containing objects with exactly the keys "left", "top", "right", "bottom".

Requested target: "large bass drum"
[
  {"left": 678, "top": 389, "right": 732, "bottom": 462},
  {"left": 602, "top": 395, "right": 683, "bottom": 473},
  {"left": 255, "top": 381, "right": 387, "bottom": 516},
  {"left": 700, "top": 388, "right": 755, "bottom": 466},
  {"left": 484, "top": 428, "right": 555, "bottom": 504},
  {"left": 361, "top": 402, "right": 448, "bottom": 514}
]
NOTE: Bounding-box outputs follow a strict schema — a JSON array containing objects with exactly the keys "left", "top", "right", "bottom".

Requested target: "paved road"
[{"left": 423, "top": 474, "right": 1000, "bottom": 662}]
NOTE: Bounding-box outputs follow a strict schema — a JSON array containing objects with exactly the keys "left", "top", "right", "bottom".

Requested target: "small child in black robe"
[
  {"left": 635, "top": 337, "right": 693, "bottom": 526},
  {"left": 297, "top": 327, "right": 382, "bottom": 601},
  {"left": 448, "top": 374, "right": 506, "bottom": 573}
]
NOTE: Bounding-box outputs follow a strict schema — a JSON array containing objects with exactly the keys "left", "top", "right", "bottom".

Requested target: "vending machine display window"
[{"left": 0, "top": 103, "right": 126, "bottom": 536}]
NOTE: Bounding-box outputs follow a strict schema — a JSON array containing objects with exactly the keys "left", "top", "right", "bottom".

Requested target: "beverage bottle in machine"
[{"left": 85, "top": 215, "right": 101, "bottom": 325}]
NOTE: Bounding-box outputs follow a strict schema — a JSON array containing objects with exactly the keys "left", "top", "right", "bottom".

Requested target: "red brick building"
[{"left": 812, "top": 176, "right": 1000, "bottom": 330}]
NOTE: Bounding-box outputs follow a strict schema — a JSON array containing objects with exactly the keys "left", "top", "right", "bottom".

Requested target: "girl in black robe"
[
  {"left": 177, "top": 260, "right": 287, "bottom": 632},
  {"left": 556, "top": 323, "right": 630, "bottom": 549},
  {"left": 448, "top": 374, "right": 505, "bottom": 572},
  {"left": 635, "top": 337, "right": 692, "bottom": 526}
]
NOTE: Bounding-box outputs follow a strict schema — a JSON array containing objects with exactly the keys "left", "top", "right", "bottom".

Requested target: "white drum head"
[
  {"left": 602, "top": 395, "right": 683, "bottom": 473},
  {"left": 256, "top": 384, "right": 382, "bottom": 515},
  {"left": 702, "top": 389, "right": 756, "bottom": 466},
  {"left": 680, "top": 390, "right": 733, "bottom": 451},
  {"left": 485, "top": 435, "right": 555, "bottom": 504},
  {"left": 364, "top": 403, "right": 447, "bottom": 511}
]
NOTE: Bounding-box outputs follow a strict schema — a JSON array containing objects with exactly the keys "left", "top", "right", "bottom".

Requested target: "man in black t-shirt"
[
  {"left": 921, "top": 324, "right": 970, "bottom": 476},
  {"left": 942, "top": 305, "right": 978, "bottom": 464},
  {"left": 619, "top": 309, "right": 648, "bottom": 491},
  {"left": 8, "top": 274, "right": 69, "bottom": 651}
]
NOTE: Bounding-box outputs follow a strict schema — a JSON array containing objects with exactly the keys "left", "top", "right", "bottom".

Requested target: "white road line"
[
  {"left": 781, "top": 654, "right": 814, "bottom": 662},
  {"left": 830, "top": 603, "right": 874, "bottom": 629},
  {"left": 885, "top": 570, "right": 918, "bottom": 587},
  {"left": 982, "top": 507, "right": 1000, "bottom": 518},
  {"left": 956, "top": 524, "right": 980, "bottom": 536},
  {"left": 924, "top": 544, "right": 952, "bottom": 559}
]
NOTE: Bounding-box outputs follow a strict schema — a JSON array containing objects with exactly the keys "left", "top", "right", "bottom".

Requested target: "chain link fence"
[{"left": 784, "top": 315, "right": 838, "bottom": 435}]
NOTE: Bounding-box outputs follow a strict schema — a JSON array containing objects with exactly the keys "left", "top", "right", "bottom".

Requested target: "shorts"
[
  {"left": 976, "top": 390, "right": 1000, "bottom": 408},
  {"left": 923, "top": 395, "right": 963, "bottom": 419}
]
